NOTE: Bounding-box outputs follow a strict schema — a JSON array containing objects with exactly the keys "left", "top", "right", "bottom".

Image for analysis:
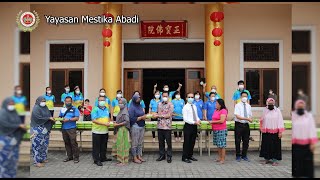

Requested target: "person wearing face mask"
[
  {"left": 153, "top": 83, "right": 183, "bottom": 102},
  {"left": 203, "top": 92, "right": 217, "bottom": 138},
  {"left": 31, "top": 96, "right": 55, "bottom": 167},
  {"left": 234, "top": 91, "right": 253, "bottom": 162},
  {"left": 58, "top": 96, "right": 80, "bottom": 163},
  {"left": 202, "top": 84, "right": 221, "bottom": 100},
  {"left": 181, "top": 92, "right": 201, "bottom": 163},
  {"left": 44, "top": 87, "right": 56, "bottom": 117},
  {"left": 72, "top": 86, "right": 83, "bottom": 108},
  {"left": 111, "top": 90, "right": 127, "bottom": 121},
  {"left": 232, "top": 80, "right": 252, "bottom": 106},
  {"left": 94, "top": 88, "right": 111, "bottom": 117},
  {"left": 111, "top": 98, "right": 131, "bottom": 166},
  {"left": 0, "top": 97, "right": 27, "bottom": 178},
  {"left": 128, "top": 91, "right": 146, "bottom": 112},
  {"left": 91, "top": 96, "right": 112, "bottom": 166},
  {"left": 149, "top": 90, "right": 162, "bottom": 142},
  {"left": 12, "top": 85, "right": 28, "bottom": 124},
  {"left": 267, "top": 89, "right": 278, "bottom": 107},
  {"left": 292, "top": 99, "right": 318, "bottom": 178},
  {"left": 193, "top": 91, "right": 204, "bottom": 120},
  {"left": 171, "top": 91, "right": 185, "bottom": 142},
  {"left": 259, "top": 98, "right": 284, "bottom": 166},
  {"left": 61, "top": 85, "right": 74, "bottom": 106}
]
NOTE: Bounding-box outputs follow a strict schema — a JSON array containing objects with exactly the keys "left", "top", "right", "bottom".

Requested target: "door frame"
[
  {"left": 185, "top": 68, "right": 204, "bottom": 97},
  {"left": 292, "top": 62, "right": 311, "bottom": 109},
  {"left": 123, "top": 68, "right": 143, "bottom": 100}
]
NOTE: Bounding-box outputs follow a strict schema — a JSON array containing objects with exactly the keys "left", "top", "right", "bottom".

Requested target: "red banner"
[{"left": 140, "top": 20, "right": 188, "bottom": 39}]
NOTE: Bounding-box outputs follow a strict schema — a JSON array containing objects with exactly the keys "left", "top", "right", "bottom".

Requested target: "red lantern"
[
  {"left": 102, "top": 28, "right": 112, "bottom": 38},
  {"left": 103, "top": 41, "right": 110, "bottom": 47},
  {"left": 214, "top": 40, "right": 221, "bottom": 46},
  {"left": 102, "top": 12, "right": 114, "bottom": 20},
  {"left": 210, "top": 12, "right": 224, "bottom": 22},
  {"left": 212, "top": 28, "right": 223, "bottom": 37}
]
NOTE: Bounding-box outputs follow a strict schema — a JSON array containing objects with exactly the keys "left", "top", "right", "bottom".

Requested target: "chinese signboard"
[{"left": 140, "top": 20, "right": 188, "bottom": 39}]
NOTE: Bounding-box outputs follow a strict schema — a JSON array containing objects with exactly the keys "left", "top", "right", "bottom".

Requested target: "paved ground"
[{"left": 29, "top": 150, "right": 300, "bottom": 178}]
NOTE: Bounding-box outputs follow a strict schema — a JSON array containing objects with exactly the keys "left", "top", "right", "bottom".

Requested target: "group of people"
[{"left": 0, "top": 79, "right": 318, "bottom": 178}]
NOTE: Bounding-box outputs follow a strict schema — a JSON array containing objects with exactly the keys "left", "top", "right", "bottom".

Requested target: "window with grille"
[
  {"left": 244, "top": 43, "right": 279, "bottom": 62},
  {"left": 50, "top": 44, "right": 84, "bottom": 62},
  {"left": 292, "top": 30, "right": 311, "bottom": 54}
]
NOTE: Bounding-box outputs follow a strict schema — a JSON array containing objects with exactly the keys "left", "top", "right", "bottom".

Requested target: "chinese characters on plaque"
[{"left": 140, "top": 21, "right": 188, "bottom": 39}]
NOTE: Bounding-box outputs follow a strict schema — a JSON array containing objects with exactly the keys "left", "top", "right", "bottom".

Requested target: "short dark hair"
[
  {"left": 85, "top": 99, "right": 90, "bottom": 102},
  {"left": 209, "top": 92, "right": 216, "bottom": 97},
  {"left": 238, "top": 80, "right": 245, "bottom": 85},
  {"left": 154, "top": 90, "right": 160, "bottom": 94},
  {"left": 98, "top": 96, "right": 105, "bottom": 100},
  {"left": 186, "top": 92, "right": 193, "bottom": 97},
  {"left": 173, "top": 91, "right": 180, "bottom": 97},
  {"left": 117, "top": 90, "right": 122, "bottom": 94},
  {"left": 14, "top": 85, "right": 21, "bottom": 90},
  {"left": 241, "top": 91, "right": 248, "bottom": 96},
  {"left": 99, "top": 88, "right": 106, "bottom": 92},
  {"left": 64, "top": 85, "right": 69, "bottom": 88},
  {"left": 194, "top": 91, "right": 200, "bottom": 95},
  {"left": 46, "top": 87, "right": 50, "bottom": 91},
  {"left": 162, "top": 91, "right": 169, "bottom": 96},
  {"left": 65, "top": 96, "right": 72, "bottom": 101},
  {"left": 74, "top": 86, "right": 79, "bottom": 90}
]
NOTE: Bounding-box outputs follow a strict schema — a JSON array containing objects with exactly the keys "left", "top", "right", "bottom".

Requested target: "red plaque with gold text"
[{"left": 140, "top": 20, "right": 188, "bottom": 39}]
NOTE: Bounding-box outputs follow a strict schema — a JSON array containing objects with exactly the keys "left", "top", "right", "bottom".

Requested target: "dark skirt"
[
  {"left": 292, "top": 144, "right": 314, "bottom": 178},
  {"left": 259, "top": 133, "right": 282, "bottom": 160}
]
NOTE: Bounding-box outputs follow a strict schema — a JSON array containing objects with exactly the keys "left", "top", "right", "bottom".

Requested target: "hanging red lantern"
[
  {"left": 102, "top": 28, "right": 112, "bottom": 38},
  {"left": 214, "top": 40, "right": 221, "bottom": 46},
  {"left": 212, "top": 28, "right": 223, "bottom": 37},
  {"left": 103, "top": 41, "right": 110, "bottom": 47},
  {"left": 102, "top": 12, "right": 114, "bottom": 20},
  {"left": 210, "top": 12, "right": 224, "bottom": 22}
]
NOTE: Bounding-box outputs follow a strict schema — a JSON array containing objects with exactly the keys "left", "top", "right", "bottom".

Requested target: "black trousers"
[
  {"left": 292, "top": 144, "right": 314, "bottom": 178},
  {"left": 182, "top": 123, "right": 197, "bottom": 160},
  {"left": 92, "top": 133, "right": 108, "bottom": 162},
  {"left": 151, "top": 118, "right": 157, "bottom": 138},
  {"left": 234, "top": 122, "right": 250, "bottom": 157},
  {"left": 158, "top": 129, "right": 172, "bottom": 157}
]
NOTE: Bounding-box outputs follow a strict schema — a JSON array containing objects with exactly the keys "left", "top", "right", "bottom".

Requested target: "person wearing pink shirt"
[
  {"left": 292, "top": 99, "right": 318, "bottom": 178},
  {"left": 209, "top": 99, "right": 228, "bottom": 164},
  {"left": 259, "top": 98, "right": 284, "bottom": 166}
]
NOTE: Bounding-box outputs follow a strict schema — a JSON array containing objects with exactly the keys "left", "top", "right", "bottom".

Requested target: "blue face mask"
[{"left": 188, "top": 98, "right": 194, "bottom": 104}]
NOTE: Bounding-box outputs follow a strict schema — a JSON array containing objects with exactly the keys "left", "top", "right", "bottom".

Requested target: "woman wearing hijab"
[
  {"left": 111, "top": 98, "right": 131, "bottom": 166},
  {"left": 292, "top": 99, "right": 318, "bottom": 178},
  {"left": 259, "top": 98, "right": 285, "bottom": 166},
  {"left": 129, "top": 94, "right": 147, "bottom": 164},
  {"left": 31, "top": 96, "right": 55, "bottom": 167},
  {"left": 0, "top": 97, "right": 26, "bottom": 178}
]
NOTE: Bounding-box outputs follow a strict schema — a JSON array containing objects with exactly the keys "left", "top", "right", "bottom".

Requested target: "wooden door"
[
  {"left": 185, "top": 69, "right": 204, "bottom": 98},
  {"left": 124, "top": 69, "right": 143, "bottom": 101}
]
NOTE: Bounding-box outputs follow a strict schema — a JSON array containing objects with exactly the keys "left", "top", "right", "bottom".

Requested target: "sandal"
[
  {"left": 215, "top": 159, "right": 221, "bottom": 162},
  {"left": 219, "top": 161, "right": 225, "bottom": 164},
  {"left": 139, "top": 158, "right": 146, "bottom": 162},
  {"left": 35, "top": 163, "right": 44, "bottom": 168},
  {"left": 133, "top": 159, "right": 142, "bottom": 164},
  {"left": 272, "top": 162, "right": 279, "bottom": 166}
]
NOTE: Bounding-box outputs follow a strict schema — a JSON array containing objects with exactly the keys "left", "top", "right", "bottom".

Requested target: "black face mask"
[
  {"left": 297, "top": 108, "right": 305, "bottom": 115},
  {"left": 267, "top": 105, "right": 274, "bottom": 110}
]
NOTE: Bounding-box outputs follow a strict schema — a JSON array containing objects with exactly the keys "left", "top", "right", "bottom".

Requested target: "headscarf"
[
  {"left": 114, "top": 98, "right": 130, "bottom": 134},
  {"left": 128, "top": 95, "right": 145, "bottom": 126},
  {"left": 0, "top": 97, "right": 25, "bottom": 144},
  {"left": 30, "top": 96, "right": 53, "bottom": 132}
]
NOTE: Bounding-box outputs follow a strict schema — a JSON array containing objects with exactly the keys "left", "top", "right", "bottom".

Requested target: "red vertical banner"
[{"left": 140, "top": 20, "right": 188, "bottom": 39}]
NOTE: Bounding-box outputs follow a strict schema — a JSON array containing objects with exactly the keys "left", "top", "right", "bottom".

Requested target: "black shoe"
[
  {"left": 101, "top": 158, "right": 112, "bottom": 162},
  {"left": 94, "top": 161, "right": 103, "bottom": 166},
  {"left": 182, "top": 158, "right": 192, "bottom": 163},
  {"left": 63, "top": 158, "right": 73, "bottom": 162},
  {"left": 156, "top": 156, "right": 166, "bottom": 161},
  {"left": 189, "top": 157, "right": 198, "bottom": 161},
  {"left": 167, "top": 157, "right": 172, "bottom": 163}
]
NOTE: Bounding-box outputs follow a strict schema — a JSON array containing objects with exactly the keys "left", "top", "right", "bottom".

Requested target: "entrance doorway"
[{"left": 292, "top": 62, "right": 311, "bottom": 110}]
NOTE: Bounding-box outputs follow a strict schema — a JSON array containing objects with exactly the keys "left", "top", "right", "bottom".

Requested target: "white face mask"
[
  {"left": 162, "top": 97, "right": 168, "bottom": 102},
  {"left": 211, "top": 89, "right": 216, "bottom": 93},
  {"left": 75, "top": 90, "right": 80, "bottom": 94},
  {"left": 16, "top": 90, "right": 22, "bottom": 95},
  {"left": 65, "top": 88, "right": 70, "bottom": 93},
  {"left": 155, "top": 95, "right": 160, "bottom": 99},
  {"left": 241, "top": 97, "right": 248, "bottom": 103},
  {"left": 195, "top": 95, "right": 200, "bottom": 100},
  {"left": 40, "top": 102, "right": 46, "bottom": 107},
  {"left": 7, "top": 105, "right": 15, "bottom": 111},
  {"left": 100, "top": 92, "right": 105, "bottom": 96},
  {"left": 163, "top": 87, "right": 169, "bottom": 91},
  {"left": 210, "top": 97, "right": 216, "bottom": 101},
  {"left": 116, "top": 94, "right": 122, "bottom": 98},
  {"left": 47, "top": 90, "right": 52, "bottom": 94},
  {"left": 239, "top": 85, "right": 244, "bottom": 90},
  {"left": 175, "top": 95, "right": 180, "bottom": 99}
]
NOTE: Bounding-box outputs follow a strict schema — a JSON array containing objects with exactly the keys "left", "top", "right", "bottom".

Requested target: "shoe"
[
  {"left": 101, "top": 158, "right": 112, "bottom": 162},
  {"left": 189, "top": 157, "right": 198, "bottom": 161},
  {"left": 156, "top": 156, "right": 166, "bottom": 161},
  {"left": 94, "top": 161, "right": 103, "bottom": 166},
  {"left": 182, "top": 158, "right": 192, "bottom": 163},
  {"left": 242, "top": 157, "right": 250, "bottom": 162},
  {"left": 63, "top": 158, "right": 73, "bottom": 162},
  {"left": 74, "top": 159, "right": 79, "bottom": 163},
  {"left": 167, "top": 157, "right": 172, "bottom": 163},
  {"left": 236, "top": 156, "right": 241, "bottom": 162}
]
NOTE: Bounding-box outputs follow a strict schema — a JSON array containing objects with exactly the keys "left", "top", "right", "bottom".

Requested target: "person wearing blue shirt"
[
  {"left": 61, "top": 85, "right": 74, "bottom": 106},
  {"left": 44, "top": 87, "right": 56, "bottom": 117},
  {"left": 58, "top": 96, "right": 80, "bottom": 163},
  {"left": 171, "top": 91, "right": 185, "bottom": 142},
  {"left": 94, "top": 88, "right": 112, "bottom": 119},
  {"left": 193, "top": 91, "right": 204, "bottom": 120},
  {"left": 153, "top": 83, "right": 183, "bottom": 102},
  {"left": 149, "top": 90, "right": 162, "bottom": 142},
  {"left": 111, "top": 90, "right": 127, "bottom": 120},
  {"left": 128, "top": 91, "right": 146, "bottom": 112},
  {"left": 232, "top": 80, "right": 252, "bottom": 106},
  {"left": 12, "top": 85, "right": 28, "bottom": 123},
  {"left": 203, "top": 92, "right": 217, "bottom": 121},
  {"left": 73, "top": 86, "right": 84, "bottom": 108}
]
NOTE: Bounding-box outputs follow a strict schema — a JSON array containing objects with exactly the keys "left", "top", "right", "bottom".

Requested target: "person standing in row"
[
  {"left": 91, "top": 96, "right": 112, "bottom": 166},
  {"left": 172, "top": 91, "right": 184, "bottom": 142},
  {"left": 182, "top": 92, "right": 201, "bottom": 163},
  {"left": 111, "top": 90, "right": 127, "bottom": 121},
  {"left": 153, "top": 83, "right": 183, "bottom": 102},
  {"left": 128, "top": 91, "right": 146, "bottom": 112},
  {"left": 59, "top": 96, "right": 80, "bottom": 163},
  {"left": 44, "top": 87, "right": 55, "bottom": 117},
  {"left": 202, "top": 83, "right": 221, "bottom": 100},
  {"left": 296, "top": 89, "right": 310, "bottom": 111},
  {"left": 129, "top": 94, "right": 147, "bottom": 164},
  {"left": 267, "top": 89, "right": 278, "bottom": 107},
  {"left": 12, "top": 85, "right": 28, "bottom": 124},
  {"left": 234, "top": 91, "right": 253, "bottom": 162},
  {"left": 292, "top": 99, "right": 318, "bottom": 178},
  {"left": 259, "top": 98, "right": 284, "bottom": 166},
  {"left": 0, "top": 97, "right": 27, "bottom": 178},
  {"left": 73, "top": 86, "right": 84, "bottom": 108},
  {"left": 210, "top": 99, "right": 228, "bottom": 164},
  {"left": 61, "top": 85, "right": 74, "bottom": 106},
  {"left": 31, "top": 96, "right": 55, "bottom": 167},
  {"left": 149, "top": 90, "right": 162, "bottom": 143},
  {"left": 232, "top": 80, "right": 251, "bottom": 106},
  {"left": 154, "top": 92, "right": 174, "bottom": 163},
  {"left": 203, "top": 92, "right": 217, "bottom": 137},
  {"left": 95, "top": 88, "right": 111, "bottom": 118},
  {"left": 193, "top": 91, "right": 204, "bottom": 120}
]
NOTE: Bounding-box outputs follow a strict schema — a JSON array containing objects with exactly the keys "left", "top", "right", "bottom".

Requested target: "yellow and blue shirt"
[
  {"left": 73, "top": 93, "right": 84, "bottom": 108},
  {"left": 91, "top": 106, "right": 110, "bottom": 134},
  {"left": 204, "top": 100, "right": 216, "bottom": 120},
  {"left": 44, "top": 94, "right": 55, "bottom": 111},
  {"left": 232, "top": 89, "right": 252, "bottom": 104},
  {"left": 111, "top": 97, "right": 127, "bottom": 117},
  {"left": 193, "top": 99, "right": 204, "bottom": 120},
  {"left": 171, "top": 98, "right": 185, "bottom": 119},
  {"left": 149, "top": 98, "right": 161, "bottom": 113},
  {"left": 12, "top": 95, "right": 27, "bottom": 116}
]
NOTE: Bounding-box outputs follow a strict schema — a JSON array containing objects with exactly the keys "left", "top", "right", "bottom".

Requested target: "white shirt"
[
  {"left": 182, "top": 103, "right": 200, "bottom": 125},
  {"left": 234, "top": 102, "right": 252, "bottom": 124}
]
